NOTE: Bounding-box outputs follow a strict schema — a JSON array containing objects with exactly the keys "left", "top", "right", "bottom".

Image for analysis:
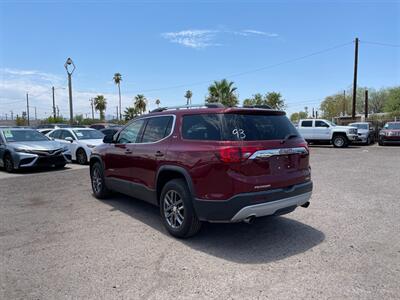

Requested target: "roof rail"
[
  {"left": 150, "top": 103, "right": 225, "bottom": 113},
  {"left": 243, "top": 104, "right": 273, "bottom": 109}
]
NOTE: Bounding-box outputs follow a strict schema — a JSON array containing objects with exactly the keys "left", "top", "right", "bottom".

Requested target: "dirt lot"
[{"left": 1, "top": 145, "right": 399, "bottom": 299}]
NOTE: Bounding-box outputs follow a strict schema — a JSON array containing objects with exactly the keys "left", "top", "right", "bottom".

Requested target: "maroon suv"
[
  {"left": 379, "top": 122, "right": 400, "bottom": 145},
  {"left": 90, "top": 104, "right": 313, "bottom": 238}
]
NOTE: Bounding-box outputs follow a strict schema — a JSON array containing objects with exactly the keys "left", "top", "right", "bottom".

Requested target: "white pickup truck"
[{"left": 297, "top": 119, "right": 358, "bottom": 148}]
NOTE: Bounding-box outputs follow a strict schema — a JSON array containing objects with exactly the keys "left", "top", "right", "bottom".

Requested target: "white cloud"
[
  {"left": 161, "top": 30, "right": 219, "bottom": 49},
  {"left": 162, "top": 29, "right": 279, "bottom": 48},
  {"left": 0, "top": 68, "right": 131, "bottom": 119},
  {"left": 240, "top": 29, "right": 279, "bottom": 37}
]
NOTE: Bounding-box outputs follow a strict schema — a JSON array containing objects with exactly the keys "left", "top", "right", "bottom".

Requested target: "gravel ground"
[{"left": 1, "top": 145, "right": 399, "bottom": 299}]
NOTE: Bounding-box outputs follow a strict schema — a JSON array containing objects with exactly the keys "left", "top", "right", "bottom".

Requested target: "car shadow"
[
  {"left": 2, "top": 165, "right": 71, "bottom": 174},
  {"left": 99, "top": 194, "right": 325, "bottom": 264},
  {"left": 308, "top": 144, "right": 361, "bottom": 149}
]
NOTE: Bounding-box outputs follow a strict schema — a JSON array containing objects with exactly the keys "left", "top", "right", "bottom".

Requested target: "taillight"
[{"left": 217, "top": 146, "right": 262, "bottom": 163}]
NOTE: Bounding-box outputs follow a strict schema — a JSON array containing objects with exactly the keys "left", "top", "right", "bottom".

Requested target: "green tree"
[
  {"left": 15, "top": 114, "right": 27, "bottom": 126},
  {"left": 113, "top": 73, "right": 122, "bottom": 120},
  {"left": 384, "top": 87, "right": 400, "bottom": 113},
  {"left": 265, "top": 92, "right": 286, "bottom": 110},
  {"left": 124, "top": 106, "right": 138, "bottom": 120},
  {"left": 290, "top": 111, "right": 308, "bottom": 122},
  {"left": 94, "top": 95, "right": 107, "bottom": 121},
  {"left": 243, "top": 93, "right": 265, "bottom": 106},
  {"left": 134, "top": 94, "right": 147, "bottom": 115},
  {"left": 75, "top": 114, "right": 84, "bottom": 124},
  {"left": 206, "top": 79, "right": 238, "bottom": 107},
  {"left": 369, "top": 89, "right": 389, "bottom": 113},
  {"left": 290, "top": 112, "right": 299, "bottom": 122},
  {"left": 184, "top": 90, "right": 192, "bottom": 105}
]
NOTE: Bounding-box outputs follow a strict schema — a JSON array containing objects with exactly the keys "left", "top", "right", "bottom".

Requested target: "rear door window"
[
  {"left": 182, "top": 113, "right": 298, "bottom": 141},
  {"left": 49, "top": 130, "right": 61, "bottom": 139},
  {"left": 301, "top": 120, "right": 313, "bottom": 127},
  {"left": 315, "top": 120, "right": 329, "bottom": 127},
  {"left": 140, "top": 116, "right": 173, "bottom": 143}
]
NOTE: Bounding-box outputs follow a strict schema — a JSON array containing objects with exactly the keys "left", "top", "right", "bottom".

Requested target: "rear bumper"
[{"left": 193, "top": 181, "right": 313, "bottom": 222}]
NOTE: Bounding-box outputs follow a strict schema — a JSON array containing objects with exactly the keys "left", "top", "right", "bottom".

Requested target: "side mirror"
[
  {"left": 103, "top": 134, "right": 114, "bottom": 144},
  {"left": 65, "top": 137, "right": 74, "bottom": 143}
]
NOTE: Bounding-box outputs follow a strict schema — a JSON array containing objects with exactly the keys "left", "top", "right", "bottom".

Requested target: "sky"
[{"left": 0, "top": 0, "right": 399, "bottom": 120}]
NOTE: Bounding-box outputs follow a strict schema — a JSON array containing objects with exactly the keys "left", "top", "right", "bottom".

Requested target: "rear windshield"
[{"left": 182, "top": 113, "right": 298, "bottom": 141}]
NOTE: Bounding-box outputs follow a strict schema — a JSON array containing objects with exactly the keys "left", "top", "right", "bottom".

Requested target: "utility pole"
[
  {"left": 352, "top": 38, "right": 359, "bottom": 119},
  {"left": 315, "top": 110, "right": 318, "bottom": 119},
  {"left": 56, "top": 106, "right": 60, "bottom": 118},
  {"left": 312, "top": 108, "right": 315, "bottom": 118},
  {"left": 34, "top": 106, "right": 37, "bottom": 121},
  {"left": 343, "top": 90, "right": 346, "bottom": 116},
  {"left": 26, "top": 93, "right": 30, "bottom": 126},
  {"left": 10, "top": 110, "right": 13, "bottom": 120},
  {"left": 52, "top": 86, "right": 56, "bottom": 119},
  {"left": 116, "top": 106, "right": 119, "bottom": 120},
  {"left": 90, "top": 98, "right": 95, "bottom": 120},
  {"left": 365, "top": 90, "right": 369, "bottom": 119},
  {"left": 5, "top": 113, "right": 7, "bottom": 120}
]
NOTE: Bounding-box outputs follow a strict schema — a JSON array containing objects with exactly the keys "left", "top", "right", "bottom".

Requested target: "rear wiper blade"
[{"left": 281, "top": 134, "right": 299, "bottom": 143}]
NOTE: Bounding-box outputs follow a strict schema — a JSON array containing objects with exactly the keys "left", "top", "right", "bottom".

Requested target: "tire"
[
  {"left": 90, "top": 162, "right": 111, "bottom": 199},
  {"left": 332, "top": 135, "right": 348, "bottom": 148},
  {"left": 378, "top": 139, "right": 384, "bottom": 146},
  {"left": 366, "top": 137, "right": 371, "bottom": 145},
  {"left": 3, "top": 154, "right": 14, "bottom": 173},
  {"left": 160, "top": 179, "right": 202, "bottom": 238},
  {"left": 76, "top": 148, "right": 88, "bottom": 165}
]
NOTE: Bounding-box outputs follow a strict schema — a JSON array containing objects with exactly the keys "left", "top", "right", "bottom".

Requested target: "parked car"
[
  {"left": 100, "top": 127, "right": 122, "bottom": 137},
  {"left": 349, "top": 122, "right": 375, "bottom": 145},
  {"left": 47, "top": 128, "right": 104, "bottom": 164},
  {"left": 89, "top": 104, "right": 313, "bottom": 238},
  {"left": 297, "top": 119, "right": 358, "bottom": 148},
  {"left": 0, "top": 128, "right": 71, "bottom": 173},
  {"left": 379, "top": 122, "right": 400, "bottom": 145},
  {"left": 37, "top": 128, "right": 53, "bottom": 135},
  {"left": 89, "top": 123, "right": 119, "bottom": 130}
]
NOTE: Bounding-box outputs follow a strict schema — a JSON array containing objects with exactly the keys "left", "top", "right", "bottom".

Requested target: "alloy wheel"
[
  {"left": 91, "top": 167, "right": 103, "bottom": 194},
  {"left": 163, "top": 190, "right": 185, "bottom": 229},
  {"left": 334, "top": 137, "right": 345, "bottom": 147}
]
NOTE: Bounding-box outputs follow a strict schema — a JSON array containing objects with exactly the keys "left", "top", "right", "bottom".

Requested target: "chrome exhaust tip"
[
  {"left": 301, "top": 201, "right": 310, "bottom": 208},
  {"left": 243, "top": 215, "right": 256, "bottom": 224}
]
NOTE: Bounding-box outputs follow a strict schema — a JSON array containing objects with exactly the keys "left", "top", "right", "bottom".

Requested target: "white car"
[
  {"left": 46, "top": 128, "right": 104, "bottom": 164},
  {"left": 297, "top": 119, "right": 358, "bottom": 148}
]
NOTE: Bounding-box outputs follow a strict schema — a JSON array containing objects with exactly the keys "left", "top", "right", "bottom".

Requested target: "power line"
[
  {"left": 131, "top": 41, "right": 354, "bottom": 94},
  {"left": 360, "top": 40, "right": 400, "bottom": 48}
]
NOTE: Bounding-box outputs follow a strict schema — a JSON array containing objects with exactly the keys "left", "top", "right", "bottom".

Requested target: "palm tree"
[
  {"left": 265, "top": 92, "right": 286, "bottom": 110},
  {"left": 124, "top": 106, "right": 137, "bottom": 121},
  {"left": 134, "top": 94, "right": 147, "bottom": 115},
  {"left": 184, "top": 90, "right": 193, "bottom": 105},
  {"left": 113, "top": 73, "right": 122, "bottom": 120},
  {"left": 206, "top": 79, "right": 238, "bottom": 107},
  {"left": 93, "top": 95, "right": 107, "bottom": 120},
  {"left": 155, "top": 99, "right": 161, "bottom": 108}
]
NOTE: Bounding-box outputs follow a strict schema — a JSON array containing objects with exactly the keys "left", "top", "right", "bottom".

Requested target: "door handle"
[
  {"left": 155, "top": 151, "right": 164, "bottom": 157},
  {"left": 125, "top": 149, "right": 132, "bottom": 154}
]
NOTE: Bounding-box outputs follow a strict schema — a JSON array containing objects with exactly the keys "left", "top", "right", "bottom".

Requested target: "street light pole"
[{"left": 64, "top": 58, "right": 76, "bottom": 125}]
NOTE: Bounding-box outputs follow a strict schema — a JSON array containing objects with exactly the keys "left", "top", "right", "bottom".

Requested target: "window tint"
[
  {"left": 301, "top": 120, "right": 313, "bottom": 127},
  {"left": 141, "top": 116, "right": 173, "bottom": 143},
  {"left": 182, "top": 114, "right": 222, "bottom": 140},
  {"left": 315, "top": 120, "right": 329, "bottom": 128},
  {"left": 182, "top": 114, "right": 298, "bottom": 141},
  {"left": 49, "top": 130, "right": 61, "bottom": 139},
  {"left": 117, "top": 119, "right": 145, "bottom": 144},
  {"left": 60, "top": 130, "right": 75, "bottom": 140}
]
